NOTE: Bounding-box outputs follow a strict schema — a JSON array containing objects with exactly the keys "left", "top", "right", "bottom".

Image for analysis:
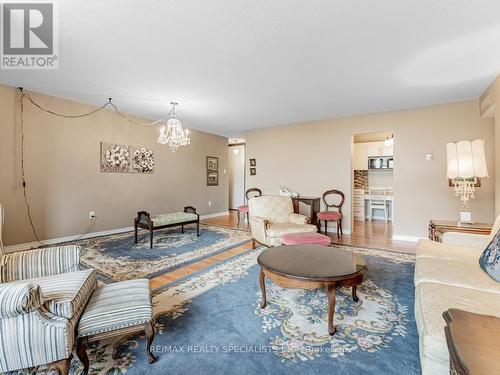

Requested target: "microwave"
[{"left": 368, "top": 156, "right": 393, "bottom": 170}]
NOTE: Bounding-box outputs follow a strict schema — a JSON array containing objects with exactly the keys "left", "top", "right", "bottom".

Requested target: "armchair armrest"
[
  {"left": 442, "top": 232, "right": 490, "bottom": 249},
  {"left": 0, "top": 282, "right": 43, "bottom": 318},
  {"left": 249, "top": 215, "right": 269, "bottom": 241},
  {"left": 0, "top": 245, "right": 81, "bottom": 283},
  {"left": 0, "top": 283, "right": 72, "bottom": 372},
  {"left": 289, "top": 213, "right": 310, "bottom": 225}
]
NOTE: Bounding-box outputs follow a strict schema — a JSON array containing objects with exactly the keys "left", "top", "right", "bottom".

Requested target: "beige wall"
[
  {"left": 245, "top": 100, "right": 495, "bottom": 238},
  {"left": 0, "top": 84, "right": 228, "bottom": 246},
  {"left": 496, "top": 78, "right": 500, "bottom": 216},
  {"left": 490, "top": 76, "right": 500, "bottom": 216},
  {"left": 480, "top": 74, "right": 500, "bottom": 216}
]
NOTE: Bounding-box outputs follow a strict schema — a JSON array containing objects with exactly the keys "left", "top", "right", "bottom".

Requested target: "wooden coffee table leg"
[
  {"left": 259, "top": 268, "right": 267, "bottom": 308},
  {"left": 327, "top": 283, "right": 337, "bottom": 335},
  {"left": 352, "top": 285, "right": 359, "bottom": 302}
]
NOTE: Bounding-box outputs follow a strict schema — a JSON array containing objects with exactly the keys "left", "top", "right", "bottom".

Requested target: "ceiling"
[
  {"left": 1, "top": 0, "right": 499, "bottom": 137},
  {"left": 354, "top": 131, "right": 393, "bottom": 144}
]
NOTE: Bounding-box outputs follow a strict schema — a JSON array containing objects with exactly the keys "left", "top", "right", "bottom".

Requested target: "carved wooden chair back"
[
  {"left": 246, "top": 188, "right": 262, "bottom": 201},
  {"left": 322, "top": 190, "right": 345, "bottom": 214}
]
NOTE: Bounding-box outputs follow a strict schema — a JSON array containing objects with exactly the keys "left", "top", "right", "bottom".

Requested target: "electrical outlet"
[
  {"left": 208, "top": 201, "right": 212, "bottom": 207},
  {"left": 89, "top": 211, "right": 95, "bottom": 219}
]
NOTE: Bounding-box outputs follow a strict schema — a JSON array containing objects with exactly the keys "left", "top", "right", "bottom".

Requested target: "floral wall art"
[
  {"left": 100, "top": 142, "right": 154, "bottom": 173},
  {"left": 132, "top": 147, "right": 155, "bottom": 173}
]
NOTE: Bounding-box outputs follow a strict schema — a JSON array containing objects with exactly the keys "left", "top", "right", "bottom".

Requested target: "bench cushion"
[
  {"left": 151, "top": 212, "right": 197, "bottom": 226},
  {"left": 77, "top": 279, "right": 152, "bottom": 337}
]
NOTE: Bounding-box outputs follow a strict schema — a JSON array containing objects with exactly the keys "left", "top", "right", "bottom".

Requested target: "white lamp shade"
[{"left": 446, "top": 139, "right": 489, "bottom": 179}]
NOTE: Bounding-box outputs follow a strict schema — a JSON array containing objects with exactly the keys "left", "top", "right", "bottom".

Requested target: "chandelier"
[{"left": 158, "top": 102, "right": 190, "bottom": 152}]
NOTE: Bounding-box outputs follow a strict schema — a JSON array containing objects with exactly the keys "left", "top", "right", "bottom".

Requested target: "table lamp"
[{"left": 446, "top": 139, "right": 489, "bottom": 223}]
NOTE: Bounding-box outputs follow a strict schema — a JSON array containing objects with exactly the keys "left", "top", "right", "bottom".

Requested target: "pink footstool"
[{"left": 280, "top": 232, "right": 331, "bottom": 246}]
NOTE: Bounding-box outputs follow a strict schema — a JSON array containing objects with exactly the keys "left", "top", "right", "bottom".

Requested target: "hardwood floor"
[
  {"left": 332, "top": 220, "right": 417, "bottom": 254},
  {"left": 150, "top": 211, "right": 416, "bottom": 290},
  {"left": 203, "top": 211, "right": 417, "bottom": 253},
  {"left": 150, "top": 240, "right": 252, "bottom": 290}
]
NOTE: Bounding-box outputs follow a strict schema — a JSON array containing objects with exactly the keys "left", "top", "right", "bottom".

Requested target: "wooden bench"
[{"left": 134, "top": 206, "right": 200, "bottom": 248}]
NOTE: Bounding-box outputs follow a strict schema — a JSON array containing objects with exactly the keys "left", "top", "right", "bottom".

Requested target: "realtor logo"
[{"left": 1, "top": 1, "right": 58, "bottom": 69}]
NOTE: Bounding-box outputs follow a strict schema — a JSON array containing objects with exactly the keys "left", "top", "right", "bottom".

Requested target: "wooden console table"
[
  {"left": 428, "top": 220, "right": 492, "bottom": 242},
  {"left": 443, "top": 309, "right": 500, "bottom": 374},
  {"left": 292, "top": 196, "right": 321, "bottom": 226}
]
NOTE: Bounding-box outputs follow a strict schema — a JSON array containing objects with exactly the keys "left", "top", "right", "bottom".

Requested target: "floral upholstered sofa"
[
  {"left": 248, "top": 195, "right": 317, "bottom": 247},
  {"left": 0, "top": 244, "right": 97, "bottom": 374},
  {"left": 414, "top": 215, "right": 500, "bottom": 374}
]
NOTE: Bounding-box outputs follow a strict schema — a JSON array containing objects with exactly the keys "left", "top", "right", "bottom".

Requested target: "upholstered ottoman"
[
  {"left": 76, "top": 279, "right": 156, "bottom": 375},
  {"left": 281, "top": 232, "right": 331, "bottom": 246}
]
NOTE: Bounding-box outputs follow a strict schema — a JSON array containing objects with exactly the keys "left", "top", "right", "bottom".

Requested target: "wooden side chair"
[
  {"left": 238, "top": 188, "right": 262, "bottom": 225},
  {"left": 317, "top": 189, "right": 345, "bottom": 238}
]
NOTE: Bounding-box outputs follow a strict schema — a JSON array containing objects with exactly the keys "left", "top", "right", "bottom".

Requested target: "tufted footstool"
[
  {"left": 76, "top": 279, "right": 156, "bottom": 375},
  {"left": 280, "top": 232, "right": 331, "bottom": 246}
]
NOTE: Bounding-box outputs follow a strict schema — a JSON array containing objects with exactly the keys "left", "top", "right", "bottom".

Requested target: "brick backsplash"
[{"left": 354, "top": 170, "right": 368, "bottom": 192}]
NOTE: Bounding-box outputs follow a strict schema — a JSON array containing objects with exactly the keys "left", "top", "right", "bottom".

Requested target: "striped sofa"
[{"left": 0, "top": 244, "right": 97, "bottom": 374}]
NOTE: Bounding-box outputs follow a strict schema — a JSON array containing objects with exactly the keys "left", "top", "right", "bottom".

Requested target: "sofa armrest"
[
  {"left": 289, "top": 213, "right": 310, "bottom": 225},
  {"left": 442, "top": 232, "right": 490, "bottom": 249},
  {"left": 0, "top": 245, "right": 81, "bottom": 283},
  {"left": 0, "top": 282, "right": 43, "bottom": 318}
]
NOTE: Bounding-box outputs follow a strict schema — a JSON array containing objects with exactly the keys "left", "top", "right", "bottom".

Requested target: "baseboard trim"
[
  {"left": 5, "top": 211, "right": 230, "bottom": 253},
  {"left": 392, "top": 234, "right": 425, "bottom": 243},
  {"left": 324, "top": 227, "right": 351, "bottom": 235},
  {"left": 200, "top": 211, "right": 230, "bottom": 219},
  {"left": 4, "top": 226, "right": 135, "bottom": 253}
]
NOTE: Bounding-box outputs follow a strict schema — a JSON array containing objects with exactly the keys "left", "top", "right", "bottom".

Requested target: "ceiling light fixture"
[
  {"left": 158, "top": 102, "right": 190, "bottom": 152},
  {"left": 384, "top": 134, "right": 394, "bottom": 147}
]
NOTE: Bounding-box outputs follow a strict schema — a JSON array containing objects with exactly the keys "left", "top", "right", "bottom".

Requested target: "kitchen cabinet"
[
  {"left": 353, "top": 189, "right": 365, "bottom": 221},
  {"left": 366, "top": 141, "right": 393, "bottom": 157},
  {"left": 383, "top": 143, "right": 393, "bottom": 156},
  {"left": 366, "top": 142, "right": 382, "bottom": 156},
  {"left": 352, "top": 143, "right": 368, "bottom": 170}
]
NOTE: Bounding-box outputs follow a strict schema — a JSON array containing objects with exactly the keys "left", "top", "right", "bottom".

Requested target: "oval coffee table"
[{"left": 257, "top": 244, "right": 367, "bottom": 335}]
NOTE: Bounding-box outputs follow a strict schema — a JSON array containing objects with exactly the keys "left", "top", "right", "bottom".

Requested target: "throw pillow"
[{"left": 479, "top": 229, "right": 500, "bottom": 282}]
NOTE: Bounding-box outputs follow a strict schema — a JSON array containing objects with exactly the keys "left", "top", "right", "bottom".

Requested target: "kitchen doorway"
[
  {"left": 228, "top": 141, "right": 246, "bottom": 211},
  {"left": 351, "top": 131, "right": 394, "bottom": 239}
]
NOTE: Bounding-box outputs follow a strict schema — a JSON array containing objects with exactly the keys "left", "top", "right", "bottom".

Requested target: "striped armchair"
[{"left": 0, "top": 245, "right": 97, "bottom": 374}]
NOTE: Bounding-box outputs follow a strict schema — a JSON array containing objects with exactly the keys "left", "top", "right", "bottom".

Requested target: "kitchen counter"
[{"left": 364, "top": 195, "right": 393, "bottom": 201}]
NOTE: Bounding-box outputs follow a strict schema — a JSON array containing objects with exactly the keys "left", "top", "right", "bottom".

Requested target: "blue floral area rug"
[
  {"left": 75, "top": 224, "right": 251, "bottom": 283},
  {"left": 69, "top": 245, "right": 420, "bottom": 375}
]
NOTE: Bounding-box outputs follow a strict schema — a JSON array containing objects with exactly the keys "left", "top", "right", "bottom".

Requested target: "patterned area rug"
[
  {"left": 75, "top": 224, "right": 251, "bottom": 283},
  {"left": 63, "top": 244, "right": 419, "bottom": 375}
]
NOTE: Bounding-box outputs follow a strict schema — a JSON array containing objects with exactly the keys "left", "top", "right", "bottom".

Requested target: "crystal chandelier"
[{"left": 158, "top": 102, "right": 190, "bottom": 152}]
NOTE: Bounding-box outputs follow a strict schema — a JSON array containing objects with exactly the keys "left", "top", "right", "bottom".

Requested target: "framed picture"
[
  {"left": 448, "top": 177, "right": 481, "bottom": 188},
  {"left": 250, "top": 167, "right": 256, "bottom": 176},
  {"left": 249, "top": 158, "right": 256, "bottom": 167},
  {"left": 207, "top": 171, "right": 219, "bottom": 186},
  {"left": 206, "top": 156, "right": 218, "bottom": 171},
  {"left": 100, "top": 142, "right": 154, "bottom": 174}
]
